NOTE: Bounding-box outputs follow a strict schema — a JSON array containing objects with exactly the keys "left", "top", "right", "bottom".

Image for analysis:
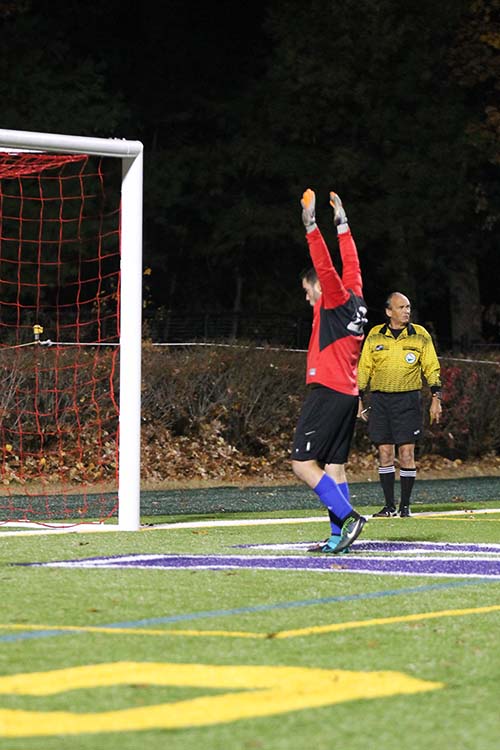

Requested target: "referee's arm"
[
  {"left": 421, "top": 333, "right": 442, "bottom": 424},
  {"left": 420, "top": 334, "right": 441, "bottom": 390},
  {"left": 357, "top": 335, "right": 374, "bottom": 395},
  {"left": 357, "top": 337, "right": 374, "bottom": 421}
]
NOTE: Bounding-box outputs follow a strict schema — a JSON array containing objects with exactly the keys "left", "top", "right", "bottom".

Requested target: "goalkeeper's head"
[{"left": 301, "top": 267, "right": 321, "bottom": 307}]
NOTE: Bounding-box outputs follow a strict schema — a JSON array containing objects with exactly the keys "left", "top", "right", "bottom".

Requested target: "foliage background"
[
  {"left": 139, "top": 346, "right": 500, "bottom": 484},
  {"left": 4, "top": 347, "right": 499, "bottom": 488}
]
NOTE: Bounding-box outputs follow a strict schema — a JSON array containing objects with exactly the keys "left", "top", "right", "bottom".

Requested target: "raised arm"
[
  {"left": 330, "top": 192, "right": 363, "bottom": 297},
  {"left": 301, "top": 189, "right": 349, "bottom": 309}
]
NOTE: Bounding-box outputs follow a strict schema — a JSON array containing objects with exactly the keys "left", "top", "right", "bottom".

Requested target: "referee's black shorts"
[
  {"left": 368, "top": 390, "right": 423, "bottom": 445},
  {"left": 292, "top": 385, "right": 358, "bottom": 465}
]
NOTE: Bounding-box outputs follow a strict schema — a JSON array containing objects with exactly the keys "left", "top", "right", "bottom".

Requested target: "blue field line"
[
  {"left": 0, "top": 629, "right": 70, "bottom": 643},
  {"left": 0, "top": 577, "right": 496, "bottom": 643},
  {"left": 105, "top": 577, "right": 495, "bottom": 626}
]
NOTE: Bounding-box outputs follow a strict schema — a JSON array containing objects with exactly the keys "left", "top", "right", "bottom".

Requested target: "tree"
[
  {"left": 225, "top": 0, "right": 500, "bottom": 348},
  {"left": 447, "top": 0, "right": 500, "bottom": 346},
  {"left": 3, "top": 1, "right": 498, "bottom": 350},
  {"left": 0, "top": 6, "right": 129, "bottom": 136}
]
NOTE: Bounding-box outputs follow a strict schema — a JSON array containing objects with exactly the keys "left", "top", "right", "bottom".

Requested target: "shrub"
[
  {"left": 1, "top": 343, "right": 498, "bottom": 484},
  {"left": 141, "top": 344, "right": 304, "bottom": 454},
  {"left": 421, "top": 362, "right": 500, "bottom": 459}
]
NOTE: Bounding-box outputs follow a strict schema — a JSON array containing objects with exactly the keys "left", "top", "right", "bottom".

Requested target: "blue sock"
[
  {"left": 338, "top": 481, "right": 350, "bottom": 502},
  {"left": 314, "top": 474, "right": 352, "bottom": 524},
  {"left": 328, "top": 517, "right": 342, "bottom": 535},
  {"left": 328, "top": 481, "right": 351, "bottom": 534}
]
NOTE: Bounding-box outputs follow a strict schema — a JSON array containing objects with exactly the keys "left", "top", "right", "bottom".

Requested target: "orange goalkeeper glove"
[{"left": 301, "top": 188, "right": 317, "bottom": 233}]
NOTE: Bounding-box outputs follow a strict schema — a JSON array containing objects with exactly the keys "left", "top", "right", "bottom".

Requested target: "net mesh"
[{"left": 0, "top": 152, "right": 121, "bottom": 524}]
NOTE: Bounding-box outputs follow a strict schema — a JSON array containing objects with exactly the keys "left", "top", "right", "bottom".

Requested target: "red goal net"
[{"left": 0, "top": 152, "right": 122, "bottom": 526}]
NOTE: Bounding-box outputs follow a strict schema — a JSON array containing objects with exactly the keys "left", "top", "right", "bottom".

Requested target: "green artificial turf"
[{"left": 0, "top": 498, "right": 499, "bottom": 750}]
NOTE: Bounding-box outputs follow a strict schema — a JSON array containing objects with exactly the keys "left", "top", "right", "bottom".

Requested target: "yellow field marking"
[
  {"left": 272, "top": 603, "right": 500, "bottom": 639},
  {"left": 0, "top": 662, "right": 442, "bottom": 736},
  {"left": 0, "top": 624, "right": 265, "bottom": 639},
  {"left": 1, "top": 603, "right": 499, "bottom": 642}
]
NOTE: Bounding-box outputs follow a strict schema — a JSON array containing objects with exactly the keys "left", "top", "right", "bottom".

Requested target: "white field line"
[
  {"left": 0, "top": 522, "right": 119, "bottom": 537},
  {"left": 149, "top": 507, "right": 500, "bottom": 529},
  {"left": 0, "top": 517, "right": 328, "bottom": 537},
  {"left": 0, "top": 508, "right": 499, "bottom": 537},
  {"left": 404, "top": 508, "right": 500, "bottom": 517}
]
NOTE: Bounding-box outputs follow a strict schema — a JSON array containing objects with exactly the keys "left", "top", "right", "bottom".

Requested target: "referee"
[{"left": 357, "top": 292, "right": 442, "bottom": 517}]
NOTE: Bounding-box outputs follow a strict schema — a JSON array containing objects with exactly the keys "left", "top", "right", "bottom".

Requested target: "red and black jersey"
[{"left": 305, "top": 225, "right": 366, "bottom": 395}]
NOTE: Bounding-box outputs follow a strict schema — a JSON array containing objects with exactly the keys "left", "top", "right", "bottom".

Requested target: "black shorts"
[
  {"left": 292, "top": 386, "right": 358, "bottom": 464},
  {"left": 368, "top": 390, "right": 423, "bottom": 445}
]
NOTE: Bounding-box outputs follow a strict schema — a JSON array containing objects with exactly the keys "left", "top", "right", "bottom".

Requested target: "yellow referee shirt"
[{"left": 357, "top": 323, "right": 441, "bottom": 393}]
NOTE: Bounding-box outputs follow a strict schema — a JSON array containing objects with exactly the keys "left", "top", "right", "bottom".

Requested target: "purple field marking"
[
  {"left": 235, "top": 540, "right": 500, "bottom": 554},
  {"left": 30, "top": 552, "right": 500, "bottom": 578}
]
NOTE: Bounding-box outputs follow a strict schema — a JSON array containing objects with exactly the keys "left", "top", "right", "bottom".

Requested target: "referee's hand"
[
  {"left": 430, "top": 397, "right": 442, "bottom": 425},
  {"left": 358, "top": 400, "right": 370, "bottom": 422}
]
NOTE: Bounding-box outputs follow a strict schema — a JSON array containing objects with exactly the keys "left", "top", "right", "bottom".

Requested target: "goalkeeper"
[
  {"left": 357, "top": 292, "right": 442, "bottom": 517},
  {"left": 291, "top": 189, "right": 368, "bottom": 554}
]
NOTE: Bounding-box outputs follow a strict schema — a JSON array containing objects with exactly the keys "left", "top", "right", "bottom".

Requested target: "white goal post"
[{"left": 0, "top": 127, "right": 143, "bottom": 531}]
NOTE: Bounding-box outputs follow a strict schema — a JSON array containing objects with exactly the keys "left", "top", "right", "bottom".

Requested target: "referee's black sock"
[
  {"left": 400, "top": 467, "right": 417, "bottom": 508},
  {"left": 378, "top": 465, "right": 396, "bottom": 510}
]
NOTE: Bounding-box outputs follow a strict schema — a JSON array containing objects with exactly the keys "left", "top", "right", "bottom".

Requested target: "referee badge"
[{"left": 405, "top": 352, "right": 417, "bottom": 364}]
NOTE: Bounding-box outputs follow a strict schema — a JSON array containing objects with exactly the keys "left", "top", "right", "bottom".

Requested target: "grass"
[{"left": 0, "top": 498, "right": 499, "bottom": 749}]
